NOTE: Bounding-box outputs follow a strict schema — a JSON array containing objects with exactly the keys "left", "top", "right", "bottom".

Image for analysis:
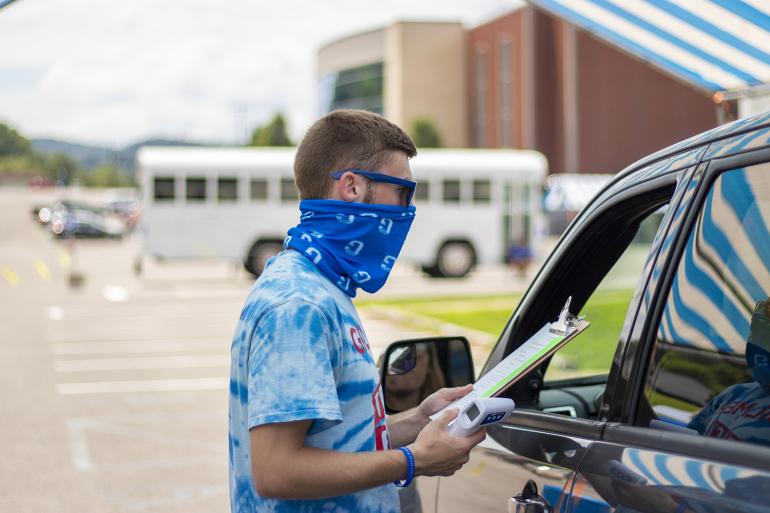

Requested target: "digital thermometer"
[{"left": 447, "top": 397, "right": 515, "bottom": 437}]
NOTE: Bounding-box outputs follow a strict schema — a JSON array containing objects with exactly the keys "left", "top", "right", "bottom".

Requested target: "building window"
[
  {"left": 499, "top": 40, "right": 513, "bottom": 148},
  {"left": 153, "top": 177, "right": 175, "bottom": 201},
  {"left": 280, "top": 178, "right": 299, "bottom": 202},
  {"left": 443, "top": 179, "right": 461, "bottom": 203},
  {"left": 320, "top": 62, "right": 384, "bottom": 114},
  {"left": 472, "top": 179, "right": 491, "bottom": 203},
  {"left": 250, "top": 178, "right": 268, "bottom": 201},
  {"left": 218, "top": 177, "right": 238, "bottom": 202},
  {"left": 474, "top": 49, "right": 488, "bottom": 147},
  {"left": 186, "top": 177, "right": 206, "bottom": 202}
]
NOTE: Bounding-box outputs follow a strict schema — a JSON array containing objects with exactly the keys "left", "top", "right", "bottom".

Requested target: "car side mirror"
[{"left": 380, "top": 337, "right": 475, "bottom": 414}]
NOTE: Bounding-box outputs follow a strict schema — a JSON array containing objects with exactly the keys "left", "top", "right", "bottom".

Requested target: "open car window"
[
  {"left": 532, "top": 211, "right": 666, "bottom": 419},
  {"left": 489, "top": 168, "right": 682, "bottom": 420},
  {"left": 544, "top": 211, "right": 665, "bottom": 384}
]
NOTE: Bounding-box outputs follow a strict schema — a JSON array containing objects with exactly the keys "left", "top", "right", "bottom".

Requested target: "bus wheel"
[
  {"left": 435, "top": 241, "right": 476, "bottom": 278},
  {"left": 245, "top": 241, "right": 283, "bottom": 277}
]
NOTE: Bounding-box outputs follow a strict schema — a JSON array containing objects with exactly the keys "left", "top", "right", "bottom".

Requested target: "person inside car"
[{"left": 687, "top": 297, "right": 770, "bottom": 446}]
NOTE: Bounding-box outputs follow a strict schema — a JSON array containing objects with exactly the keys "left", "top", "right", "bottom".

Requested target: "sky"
[{"left": 0, "top": 0, "right": 522, "bottom": 147}]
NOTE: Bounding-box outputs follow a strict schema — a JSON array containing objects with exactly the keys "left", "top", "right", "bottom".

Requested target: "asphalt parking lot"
[{"left": 0, "top": 186, "right": 539, "bottom": 513}]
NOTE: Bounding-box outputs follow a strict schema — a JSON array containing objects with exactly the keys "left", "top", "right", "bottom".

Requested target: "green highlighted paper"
[{"left": 431, "top": 320, "right": 588, "bottom": 420}]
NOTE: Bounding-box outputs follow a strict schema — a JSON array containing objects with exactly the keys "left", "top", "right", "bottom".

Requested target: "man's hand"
[
  {"left": 417, "top": 383, "right": 474, "bottom": 420},
  {"left": 387, "top": 383, "right": 474, "bottom": 448},
  {"left": 409, "top": 408, "right": 486, "bottom": 477}
]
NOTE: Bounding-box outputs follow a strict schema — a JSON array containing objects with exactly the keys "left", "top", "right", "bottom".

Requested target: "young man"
[{"left": 228, "top": 110, "right": 484, "bottom": 512}]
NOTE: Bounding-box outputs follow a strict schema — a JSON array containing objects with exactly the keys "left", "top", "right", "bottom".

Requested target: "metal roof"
[{"left": 528, "top": 0, "right": 770, "bottom": 94}]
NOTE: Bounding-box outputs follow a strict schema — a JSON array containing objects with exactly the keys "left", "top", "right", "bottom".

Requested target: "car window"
[
  {"left": 544, "top": 211, "right": 666, "bottom": 383},
  {"left": 643, "top": 163, "right": 770, "bottom": 449}
]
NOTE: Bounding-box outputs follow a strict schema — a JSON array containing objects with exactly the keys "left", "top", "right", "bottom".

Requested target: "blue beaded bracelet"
[{"left": 394, "top": 447, "right": 415, "bottom": 488}]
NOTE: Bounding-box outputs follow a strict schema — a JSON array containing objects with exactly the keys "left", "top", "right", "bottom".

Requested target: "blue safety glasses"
[{"left": 330, "top": 169, "right": 417, "bottom": 207}]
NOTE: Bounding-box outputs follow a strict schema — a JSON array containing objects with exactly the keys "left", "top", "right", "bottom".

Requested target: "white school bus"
[{"left": 135, "top": 147, "right": 547, "bottom": 278}]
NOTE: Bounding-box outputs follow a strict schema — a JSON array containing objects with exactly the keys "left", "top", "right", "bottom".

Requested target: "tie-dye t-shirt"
[{"left": 228, "top": 250, "right": 398, "bottom": 513}]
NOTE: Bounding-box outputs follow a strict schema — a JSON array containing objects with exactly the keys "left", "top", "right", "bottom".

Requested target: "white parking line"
[
  {"left": 57, "top": 377, "right": 229, "bottom": 395},
  {"left": 54, "top": 354, "right": 230, "bottom": 372},
  {"left": 51, "top": 339, "right": 224, "bottom": 355}
]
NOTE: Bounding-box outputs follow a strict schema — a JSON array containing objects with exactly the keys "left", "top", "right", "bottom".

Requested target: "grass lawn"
[
  {"left": 359, "top": 294, "right": 522, "bottom": 335},
  {"left": 359, "top": 288, "right": 636, "bottom": 372}
]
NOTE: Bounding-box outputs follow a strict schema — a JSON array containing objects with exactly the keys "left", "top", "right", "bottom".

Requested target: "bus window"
[
  {"left": 250, "top": 178, "right": 268, "bottom": 201},
  {"left": 442, "top": 179, "right": 461, "bottom": 203},
  {"left": 472, "top": 179, "right": 491, "bottom": 203},
  {"left": 414, "top": 181, "right": 429, "bottom": 202},
  {"left": 153, "top": 177, "right": 175, "bottom": 202},
  {"left": 280, "top": 178, "right": 299, "bottom": 202},
  {"left": 218, "top": 177, "right": 238, "bottom": 202},
  {"left": 186, "top": 177, "right": 207, "bottom": 202}
]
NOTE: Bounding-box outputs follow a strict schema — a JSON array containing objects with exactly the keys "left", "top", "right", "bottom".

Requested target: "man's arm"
[{"left": 250, "top": 408, "right": 484, "bottom": 500}]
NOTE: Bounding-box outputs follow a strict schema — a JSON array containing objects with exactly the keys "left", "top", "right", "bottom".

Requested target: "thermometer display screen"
[{"left": 466, "top": 404, "right": 480, "bottom": 421}]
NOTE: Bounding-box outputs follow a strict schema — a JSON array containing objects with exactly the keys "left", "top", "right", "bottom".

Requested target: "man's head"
[{"left": 294, "top": 109, "right": 417, "bottom": 206}]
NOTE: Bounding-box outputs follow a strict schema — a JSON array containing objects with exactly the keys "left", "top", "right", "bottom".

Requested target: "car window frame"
[
  {"left": 628, "top": 146, "right": 770, "bottom": 431},
  {"left": 484, "top": 173, "right": 680, "bottom": 436}
]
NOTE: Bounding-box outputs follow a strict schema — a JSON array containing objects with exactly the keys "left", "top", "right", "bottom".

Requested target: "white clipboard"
[{"left": 431, "top": 297, "right": 590, "bottom": 419}]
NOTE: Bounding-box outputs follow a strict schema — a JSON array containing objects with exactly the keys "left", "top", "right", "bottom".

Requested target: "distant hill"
[{"left": 31, "top": 138, "right": 216, "bottom": 176}]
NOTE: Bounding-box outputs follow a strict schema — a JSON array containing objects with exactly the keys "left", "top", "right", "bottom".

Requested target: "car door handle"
[{"left": 507, "top": 480, "right": 553, "bottom": 513}]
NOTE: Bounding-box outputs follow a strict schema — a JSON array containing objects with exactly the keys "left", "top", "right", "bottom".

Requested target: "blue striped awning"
[{"left": 527, "top": 0, "right": 770, "bottom": 94}]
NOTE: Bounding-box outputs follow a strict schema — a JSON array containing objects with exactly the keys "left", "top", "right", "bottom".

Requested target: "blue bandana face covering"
[{"left": 284, "top": 199, "right": 416, "bottom": 297}]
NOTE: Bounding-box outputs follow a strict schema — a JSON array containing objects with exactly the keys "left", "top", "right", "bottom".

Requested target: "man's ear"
[{"left": 331, "top": 171, "right": 363, "bottom": 203}]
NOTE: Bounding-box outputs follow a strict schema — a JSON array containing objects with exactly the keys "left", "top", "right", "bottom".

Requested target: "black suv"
[{"left": 381, "top": 111, "right": 770, "bottom": 513}]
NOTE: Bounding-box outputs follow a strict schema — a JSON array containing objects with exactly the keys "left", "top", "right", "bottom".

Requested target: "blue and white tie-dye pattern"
[{"left": 228, "top": 250, "right": 398, "bottom": 513}]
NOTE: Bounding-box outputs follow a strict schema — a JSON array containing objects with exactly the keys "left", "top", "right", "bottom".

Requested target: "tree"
[
  {"left": 78, "top": 164, "right": 132, "bottom": 187},
  {"left": 249, "top": 113, "right": 293, "bottom": 147},
  {"left": 0, "top": 122, "right": 31, "bottom": 156},
  {"left": 45, "top": 153, "right": 78, "bottom": 185},
  {"left": 410, "top": 118, "right": 443, "bottom": 148}
]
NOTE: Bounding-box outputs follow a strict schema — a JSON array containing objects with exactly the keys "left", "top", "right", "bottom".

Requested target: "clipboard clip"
[{"left": 549, "top": 296, "right": 584, "bottom": 336}]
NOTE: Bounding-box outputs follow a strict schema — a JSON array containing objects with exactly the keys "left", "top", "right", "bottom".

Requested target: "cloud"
[{"left": 0, "top": 0, "right": 521, "bottom": 145}]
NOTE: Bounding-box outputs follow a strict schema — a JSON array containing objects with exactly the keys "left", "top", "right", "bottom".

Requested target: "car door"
[
  {"left": 431, "top": 149, "right": 703, "bottom": 513},
  {"left": 566, "top": 144, "right": 770, "bottom": 512}
]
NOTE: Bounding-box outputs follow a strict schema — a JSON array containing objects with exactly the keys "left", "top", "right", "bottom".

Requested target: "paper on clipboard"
[{"left": 431, "top": 297, "right": 590, "bottom": 420}]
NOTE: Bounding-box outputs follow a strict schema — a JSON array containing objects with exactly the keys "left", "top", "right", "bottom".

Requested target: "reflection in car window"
[
  {"left": 544, "top": 211, "right": 666, "bottom": 382},
  {"left": 645, "top": 164, "right": 770, "bottom": 448}
]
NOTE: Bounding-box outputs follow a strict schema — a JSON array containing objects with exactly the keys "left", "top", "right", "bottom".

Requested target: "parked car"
[
  {"left": 35, "top": 200, "right": 105, "bottom": 226},
  {"left": 51, "top": 210, "right": 125, "bottom": 239},
  {"left": 103, "top": 198, "right": 141, "bottom": 231},
  {"left": 381, "top": 111, "right": 770, "bottom": 513}
]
